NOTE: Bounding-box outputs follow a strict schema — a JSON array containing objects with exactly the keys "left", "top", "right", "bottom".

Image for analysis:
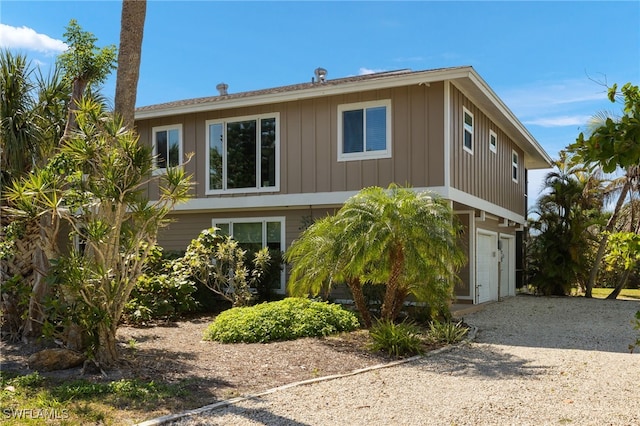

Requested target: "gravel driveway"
[{"left": 147, "top": 295, "right": 640, "bottom": 426}]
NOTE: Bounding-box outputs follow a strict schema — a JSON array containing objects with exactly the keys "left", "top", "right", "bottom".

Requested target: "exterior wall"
[
  {"left": 449, "top": 84, "right": 526, "bottom": 216},
  {"left": 453, "top": 212, "right": 471, "bottom": 299},
  {"left": 136, "top": 83, "right": 446, "bottom": 201},
  {"left": 156, "top": 207, "right": 337, "bottom": 253}
]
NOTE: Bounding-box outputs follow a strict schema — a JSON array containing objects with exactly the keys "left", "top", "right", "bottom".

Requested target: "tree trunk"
[
  {"left": 95, "top": 322, "right": 119, "bottom": 366},
  {"left": 606, "top": 268, "right": 632, "bottom": 300},
  {"left": 61, "top": 78, "right": 88, "bottom": 141},
  {"left": 114, "top": 0, "right": 147, "bottom": 130},
  {"left": 391, "top": 286, "right": 409, "bottom": 322},
  {"left": 346, "top": 278, "right": 372, "bottom": 328},
  {"left": 380, "top": 246, "right": 404, "bottom": 321},
  {"left": 585, "top": 179, "right": 631, "bottom": 297}
]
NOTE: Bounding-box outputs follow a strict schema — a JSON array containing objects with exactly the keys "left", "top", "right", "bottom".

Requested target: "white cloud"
[
  {"left": 524, "top": 115, "right": 592, "bottom": 128},
  {"left": 0, "top": 24, "right": 68, "bottom": 54},
  {"left": 358, "top": 67, "right": 386, "bottom": 75},
  {"left": 500, "top": 79, "right": 608, "bottom": 114}
]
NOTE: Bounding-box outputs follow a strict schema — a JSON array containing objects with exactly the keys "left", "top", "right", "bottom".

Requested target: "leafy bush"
[
  {"left": 368, "top": 319, "right": 424, "bottom": 357},
  {"left": 124, "top": 273, "right": 199, "bottom": 324},
  {"left": 203, "top": 297, "right": 360, "bottom": 343},
  {"left": 427, "top": 320, "right": 469, "bottom": 344}
]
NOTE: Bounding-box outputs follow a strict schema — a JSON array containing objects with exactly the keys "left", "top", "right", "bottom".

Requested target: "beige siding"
[
  {"left": 449, "top": 84, "right": 526, "bottom": 216},
  {"left": 136, "top": 83, "right": 447, "bottom": 201},
  {"left": 454, "top": 213, "right": 471, "bottom": 298}
]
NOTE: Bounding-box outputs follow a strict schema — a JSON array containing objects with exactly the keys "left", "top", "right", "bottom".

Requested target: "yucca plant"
[
  {"left": 368, "top": 319, "right": 424, "bottom": 357},
  {"left": 427, "top": 320, "right": 469, "bottom": 344}
]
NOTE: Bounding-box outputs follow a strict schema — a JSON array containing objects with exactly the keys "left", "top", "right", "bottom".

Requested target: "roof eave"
[{"left": 134, "top": 66, "right": 474, "bottom": 120}]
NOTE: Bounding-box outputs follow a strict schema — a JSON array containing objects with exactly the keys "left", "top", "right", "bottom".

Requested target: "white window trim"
[
  {"left": 205, "top": 112, "right": 280, "bottom": 195},
  {"left": 463, "top": 106, "right": 474, "bottom": 154},
  {"left": 152, "top": 124, "right": 183, "bottom": 175},
  {"left": 337, "top": 99, "right": 392, "bottom": 162},
  {"left": 512, "top": 150, "right": 519, "bottom": 183},
  {"left": 489, "top": 129, "right": 497, "bottom": 154},
  {"left": 211, "top": 216, "right": 286, "bottom": 294}
]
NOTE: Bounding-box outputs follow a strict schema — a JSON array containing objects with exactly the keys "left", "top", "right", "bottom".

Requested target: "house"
[{"left": 134, "top": 66, "right": 553, "bottom": 305}]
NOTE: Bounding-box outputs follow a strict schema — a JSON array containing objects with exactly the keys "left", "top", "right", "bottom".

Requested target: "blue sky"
[{"left": 1, "top": 0, "right": 639, "bottom": 206}]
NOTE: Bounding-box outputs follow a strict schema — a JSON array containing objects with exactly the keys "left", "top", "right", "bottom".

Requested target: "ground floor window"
[{"left": 212, "top": 217, "right": 285, "bottom": 293}]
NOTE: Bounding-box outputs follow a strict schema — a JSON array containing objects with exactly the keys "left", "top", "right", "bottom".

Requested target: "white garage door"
[
  {"left": 477, "top": 232, "right": 499, "bottom": 303},
  {"left": 500, "top": 235, "right": 516, "bottom": 298}
]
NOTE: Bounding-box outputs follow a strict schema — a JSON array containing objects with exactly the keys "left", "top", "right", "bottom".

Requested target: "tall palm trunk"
[
  {"left": 346, "top": 278, "right": 372, "bottom": 328},
  {"left": 585, "top": 179, "right": 631, "bottom": 297},
  {"left": 114, "top": 0, "right": 147, "bottom": 130},
  {"left": 381, "top": 245, "right": 404, "bottom": 321}
]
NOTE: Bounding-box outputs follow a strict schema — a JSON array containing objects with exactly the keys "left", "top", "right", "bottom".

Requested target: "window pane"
[
  {"left": 266, "top": 221, "right": 281, "bottom": 251},
  {"left": 227, "top": 120, "right": 257, "bottom": 189},
  {"left": 464, "top": 112, "right": 473, "bottom": 126},
  {"left": 233, "top": 222, "right": 263, "bottom": 253},
  {"left": 261, "top": 118, "right": 276, "bottom": 187},
  {"left": 209, "top": 123, "right": 223, "bottom": 190},
  {"left": 343, "top": 109, "right": 364, "bottom": 153},
  {"left": 156, "top": 130, "right": 167, "bottom": 168},
  {"left": 216, "top": 223, "right": 230, "bottom": 236},
  {"left": 365, "top": 106, "right": 387, "bottom": 151},
  {"left": 464, "top": 130, "right": 472, "bottom": 150},
  {"left": 168, "top": 129, "right": 180, "bottom": 167}
]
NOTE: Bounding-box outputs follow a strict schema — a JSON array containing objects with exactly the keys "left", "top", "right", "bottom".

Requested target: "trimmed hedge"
[{"left": 203, "top": 297, "right": 360, "bottom": 343}]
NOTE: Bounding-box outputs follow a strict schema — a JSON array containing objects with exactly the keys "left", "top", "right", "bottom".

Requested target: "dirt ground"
[{"left": 1, "top": 315, "right": 401, "bottom": 423}]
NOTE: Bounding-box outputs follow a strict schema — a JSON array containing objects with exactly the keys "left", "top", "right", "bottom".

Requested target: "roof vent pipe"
[
  {"left": 216, "top": 83, "right": 229, "bottom": 96},
  {"left": 314, "top": 67, "right": 327, "bottom": 83}
]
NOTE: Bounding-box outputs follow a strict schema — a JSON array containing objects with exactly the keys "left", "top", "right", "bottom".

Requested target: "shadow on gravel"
[
  {"left": 172, "top": 400, "right": 312, "bottom": 426},
  {"left": 413, "top": 345, "right": 545, "bottom": 379}
]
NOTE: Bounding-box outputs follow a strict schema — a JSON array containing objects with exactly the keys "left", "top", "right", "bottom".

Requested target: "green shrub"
[
  {"left": 427, "top": 320, "right": 469, "bottom": 344},
  {"left": 123, "top": 272, "right": 199, "bottom": 324},
  {"left": 368, "top": 319, "right": 424, "bottom": 357},
  {"left": 203, "top": 297, "right": 360, "bottom": 343}
]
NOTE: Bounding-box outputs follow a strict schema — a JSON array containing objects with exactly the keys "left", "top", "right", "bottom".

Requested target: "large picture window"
[
  {"left": 206, "top": 113, "right": 279, "bottom": 193},
  {"left": 212, "top": 217, "right": 285, "bottom": 293},
  {"left": 338, "top": 100, "right": 391, "bottom": 161},
  {"left": 153, "top": 124, "right": 182, "bottom": 172}
]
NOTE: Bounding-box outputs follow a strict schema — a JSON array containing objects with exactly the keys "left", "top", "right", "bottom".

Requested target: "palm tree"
[
  {"left": 114, "top": 0, "right": 147, "bottom": 129},
  {"left": 528, "top": 156, "right": 604, "bottom": 295},
  {"left": 286, "top": 185, "right": 465, "bottom": 323},
  {"left": 287, "top": 214, "right": 373, "bottom": 327}
]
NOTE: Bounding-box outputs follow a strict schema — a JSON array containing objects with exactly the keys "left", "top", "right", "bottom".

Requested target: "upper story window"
[
  {"left": 206, "top": 113, "right": 279, "bottom": 194},
  {"left": 338, "top": 100, "right": 391, "bottom": 161},
  {"left": 153, "top": 124, "right": 183, "bottom": 172},
  {"left": 489, "top": 130, "right": 497, "bottom": 154},
  {"left": 512, "top": 150, "right": 519, "bottom": 182},
  {"left": 463, "top": 107, "right": 474, "bottom": 154}
]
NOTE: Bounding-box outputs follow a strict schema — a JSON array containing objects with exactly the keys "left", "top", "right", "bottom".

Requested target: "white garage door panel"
[{"left": 477, "top": 233, "right": 498, "bottom": 303}]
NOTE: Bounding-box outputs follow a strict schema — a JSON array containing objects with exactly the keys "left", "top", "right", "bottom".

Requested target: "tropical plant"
[
  {"left": 203, "top": 297, "right": 360, "bottom": 343},
  {"left": 427, "top": 320, "right": 469, "bottom": 344},
  {"left": 5, "top": 99, "right": 192, "bottom": 364},
  {"left": 568, "top": 82, "right": 640, "bottom": 297},
  {"left": 176, "top": 228, "right": 271, "bottom": 307},
  {"left": 286, "top": 184, "right": 465, "bottom": 324},
  {"left": 368, "top": 319, "right": 424, "bottom": 357},
  {"left": 527, "top": 155, "right": 604, "bottom": 295}
]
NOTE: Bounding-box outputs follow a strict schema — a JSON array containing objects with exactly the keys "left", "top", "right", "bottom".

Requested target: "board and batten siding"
[
  {"left": 449, "top": 84, "right": 526, "bottom": 216},
  {"left": 136, "top": 82, "right": 447, "bottom": 201}
]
